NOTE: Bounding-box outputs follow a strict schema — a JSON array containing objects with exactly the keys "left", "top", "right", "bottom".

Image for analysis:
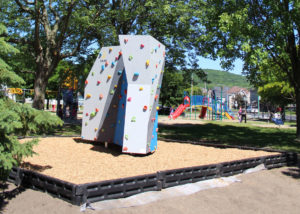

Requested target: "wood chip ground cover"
[{"left": 20, "top": 137, "right": 278, "bottom": 184}]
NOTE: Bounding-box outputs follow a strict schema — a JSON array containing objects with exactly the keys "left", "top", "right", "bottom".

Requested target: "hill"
[{"left": 197, "top": 69, "right": 250, "bottom": 89}]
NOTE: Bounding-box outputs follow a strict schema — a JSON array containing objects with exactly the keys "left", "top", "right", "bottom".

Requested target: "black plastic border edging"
[{"left": 8, "top": 139, "right": 298, "bottom": 206}]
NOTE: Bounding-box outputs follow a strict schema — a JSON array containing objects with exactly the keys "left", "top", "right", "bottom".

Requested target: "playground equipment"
[
  {"left": 171, "top": 96, "right": 190, "bottom": 119},
  {"left": 172, "top": 94, "right": 234, "bottom": 120},
  {"left": 81, "top": 35, "right": 165, "bottom": 154}
]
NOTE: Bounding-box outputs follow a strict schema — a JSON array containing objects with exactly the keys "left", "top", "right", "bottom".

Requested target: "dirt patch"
[{"left": 20, "top": 137, "right": 278, "bottom": 184}]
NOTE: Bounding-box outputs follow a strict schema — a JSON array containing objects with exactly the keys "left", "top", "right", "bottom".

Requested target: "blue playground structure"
[{"left": 172, "top": 92, "right": 235, "bottom": 120}]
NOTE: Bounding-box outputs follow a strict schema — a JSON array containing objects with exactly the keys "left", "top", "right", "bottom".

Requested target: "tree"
[
  {"left": 1, "top": 0, "right": 107, "bottom": 109},
  {"left": 0, "top": 24, "right": 63, "bottom": 183},
  {"left": 194, "top": 0, "right": 300, "bottom": 139}
]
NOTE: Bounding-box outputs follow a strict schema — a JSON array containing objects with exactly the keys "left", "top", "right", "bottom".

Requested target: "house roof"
[{"left": 228, "top": 86, "right": 249, "bottom": 95}]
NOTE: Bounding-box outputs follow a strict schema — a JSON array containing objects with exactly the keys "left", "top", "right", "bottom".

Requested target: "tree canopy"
[{"left": 194, "top": 0, "right": 300, "bottom": 139}]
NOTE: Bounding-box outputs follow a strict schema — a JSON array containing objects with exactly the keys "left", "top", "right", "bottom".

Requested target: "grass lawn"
[
  {"left": 48, "top": 117, "right": 299, "bottom": 153},
  {"left": 159, "top": 120, "right": 299, "bottom": 153}
]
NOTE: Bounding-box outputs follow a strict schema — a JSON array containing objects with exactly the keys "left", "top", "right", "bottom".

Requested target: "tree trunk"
[
  {"left": 296, "top": 89, "right": 300, "bottom": 139},
  {"left": 32, "top": 69, "right": 48, "bottom": 110}
]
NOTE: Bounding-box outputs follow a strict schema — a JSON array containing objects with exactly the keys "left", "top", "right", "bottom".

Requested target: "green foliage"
[
  {"left": 0, "top": 24, "right": 63, "bottom": 182},
  {"left": 198, "top": 69, "right": 250, "bottom": 89},
  {"left": 0, "top": 24, "right": 25, "bottom": 87},
  {"left": 194, "top": 0, "right": 300, "bottom": 138},
  {"left": 0, "top": 98, "right": 63, "bottom": 182},
  {"left": 160, "top": 70, "right": 186, "bottom": 107}
]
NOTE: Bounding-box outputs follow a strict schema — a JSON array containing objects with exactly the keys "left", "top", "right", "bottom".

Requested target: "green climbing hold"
[
  {"left": 110, "top": 89, "right": 114, "bottom": 95},
  {"left": 90, "top": 112, "right": 96, "bottom": 117},
  {"left": 125, "top": 134, "right": 128, "bottom": 140},
  {"left": 131, "top": 116, "right": 136, "bottom": 122},
  {"left": 128, "top": 56, "right": 133, "bottom": 61}
]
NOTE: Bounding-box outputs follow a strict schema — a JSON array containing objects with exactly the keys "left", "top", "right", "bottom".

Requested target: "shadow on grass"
[
  {"left": 0, "top": 184, "right": 26, "bottom": 212},
  {"left": 158, "top": 123, "right": 299, "bottom": 153}
]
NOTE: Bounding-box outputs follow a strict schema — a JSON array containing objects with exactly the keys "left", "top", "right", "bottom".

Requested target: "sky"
[{"left": 198, "top": 57, "right": 244, "bottom": 75}]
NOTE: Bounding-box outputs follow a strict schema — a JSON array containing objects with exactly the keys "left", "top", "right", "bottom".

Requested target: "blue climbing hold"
[
  {"left": 118, "top": 70, "right": 122, "bottom": 75},
  {"left": 134, "top": 72, "right": 139, "bottom": 76}
]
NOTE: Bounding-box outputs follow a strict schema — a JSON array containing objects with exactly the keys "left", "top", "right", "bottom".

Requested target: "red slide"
[{"left": 172, "top": 96, "right": 190, "bottom": 119}]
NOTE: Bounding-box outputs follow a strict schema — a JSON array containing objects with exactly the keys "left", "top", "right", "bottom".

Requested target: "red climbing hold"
[
  {"left": 140, "top": 44, "right": 144, "bottom": 48},
  {"left": 124, "top": 89, "right": 127, "bottom": 95},
  {"left": 123, "top": 146, "right": 128, "bottom": 151},
  {"left": 95, "top": 108, "right": 99, "bottom": 112},
  {"left": 105, "top": 61, "right": 109, "bottom": 66},
  {"left": 127, "top": 97, "right": 132, "bottom": 102},
  {"left": 119, "top": 51, "right": 122, "bottom": 56},
  {"left": 115, "top": 56, "right": 119, "bottom": 61},
  {"left": 143, "top": 105, "right": 148, "bottom": 111},
  {"left": 85, "top": 80, "right": 88, "bottom": 84},
  {"left": 86, "top": 113, "right": 89, "bottom": 116},
  {"left": 97, "top": 81, "right": 101, "bottom": 85}
]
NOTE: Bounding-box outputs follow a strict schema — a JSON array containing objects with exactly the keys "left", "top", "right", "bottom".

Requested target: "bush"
[{"left": 0, "top": 98, "right": 63, "bottom": 183}]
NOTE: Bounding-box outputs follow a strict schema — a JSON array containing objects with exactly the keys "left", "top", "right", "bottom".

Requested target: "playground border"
[{"left": 8, "top": 138, "right": 297, "bottom": 205}]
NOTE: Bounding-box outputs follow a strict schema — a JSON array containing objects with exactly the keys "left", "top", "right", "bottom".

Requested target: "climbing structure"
[{"left": 81, "top": 35, "right": 165, "bottom": 154}]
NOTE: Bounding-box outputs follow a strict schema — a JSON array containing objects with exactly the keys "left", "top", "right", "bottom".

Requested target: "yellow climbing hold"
[
  {"left": 156, "top": 106, "right": 159, "bottom": 110},
  {"left": 146, "top": 59, "right": 150, "bottom": 67},
  {"left": 108, "top": 75, "right": 112, "bottom": 79},
  {"left": 86, "top": 94, "right": 91, "bottom": 98},
  {"left": 114, "top": 84, "right": 117, "bottom": 88},
  {"left": 94, "top": 128, "right": 98, "bottom": 131},
  {"left": 139, "top": 87, "right": 143, "bottom": 91},
  {"left": 109, "top": 47, "right": 113, "bottom": 52}
]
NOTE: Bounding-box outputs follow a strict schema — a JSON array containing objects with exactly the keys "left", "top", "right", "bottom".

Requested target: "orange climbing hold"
[
  {"left": 99, "top": 94, "right": 104, "bottom": 99},
  {"left": 154, "top": 94, "right": 159, "bottom": 100},
  {"left": 86, "top": 94, "right": 91, "bottom": 98},
  {"left": 95, "top": 108, "right": 99, "bottom": 112},
  {"left": 119, "top": 51, "right": 122, "bottom": 56},
  {"left": 105, "top": 61, "right": 109, "bottom": 66},
  {"left": 107, "top": 75, "right": 112, "bottom": 79},
  {"left": 123, "top": 146, "right": 128, "bottom": 151},
  {"left": 85, "top": 80, "right": 88, "bottom": 84},
  {"left": 109, "top": 47, "right": 113, "bottom": 52},
  {"left": 143, "top": 105, "right": 148, "bottom": 111}
]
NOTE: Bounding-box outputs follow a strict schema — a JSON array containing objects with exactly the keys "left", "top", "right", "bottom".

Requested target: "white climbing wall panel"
[{"left": 81, "top": 35, "right": 165, "bottom": 154}]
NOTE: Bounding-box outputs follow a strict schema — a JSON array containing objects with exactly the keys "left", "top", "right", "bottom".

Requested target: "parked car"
[{"left": 246, "top": 107, "right": 258, "bottom": 113}]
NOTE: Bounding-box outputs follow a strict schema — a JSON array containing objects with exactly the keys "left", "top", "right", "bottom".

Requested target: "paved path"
[{"left": 1, "top": 166, "right": 300, "bottom": 214}]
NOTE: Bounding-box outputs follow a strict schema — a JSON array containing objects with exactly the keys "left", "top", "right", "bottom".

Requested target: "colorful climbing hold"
[
  {"left": 156, "top": 128, "right": 159, "bottom": 132},
  {"left": 97, "top": 80, "right": 101, "bottom": 85},
  {"left": 109, "top": 47, "right": 113, "bottom": 52},
  {"left": 146, "top": 59, "right": 150, "bottom": 67},
  {"left": 155, "top": 94, "right": 159, "bottom": 100},
  {"left": 139, "top": 87, "right": 143, "bottom": 91},
  {"left": 86, "top": 113, "right": 89, "bottom": 116},
  {"left": 105, "top": 61, "right": 109, "bottom": 66},
  {"left": 90, "top": 112, "right": 96, "bottom": 117},
  {"left": 143, "top": 105, "right": 148, "bottom": 111},
  {"left": 101, "top": 65, "right": 105, "bottom": 70},
  {"left": 127, "top": 97, "right": 132, "bottom": 101},
  {"left": 128, "top": 56, "right": 133, "bottom": 61},
  {"left": 95, "top": 128, "right": 98, "bottom": 131},
  {"left": 140, "top": 44, "right": 144, "bottom": 48},
  {"left": 118, "top": 70, "right": 122, "bottom": 75},
  {"left": 131, "top": 116, "right": 136, "bottom": 122},
  {"left": 110, "top": 89, "right": 114, "bottom": 95},
  {"left": 156, "top": 64, "right": 158, "bottom": 68},
  {"left": 86, "top": 94, "right": 91, "bottom": 99},
  {"left": 92, "top": 72, "right": 95, "bottom": 76},
  {"left": 134, "top": 72, "right": 139, "bottom": 76},
  {"left": 107, "top": 75, "right": 112, "bottom": 79},
  {"left": 85, "top": 80, "right": 88, "bottom": 84},
  {"left": 156, "top": 106, "right": 159, "bottom": 110},
  {"left": 158, "top": 44, "right": 160, "bottom": 48},
  {"left": 119, "top": 94, "right": 122, "bottom": 99},
  {"left": 123, "top": 146, "right": 128, "bottom": 151},
  {"left": 124, "top": 89, "right": 127, "bottom": 94},
  {"left": 122, "top": 103, "right": 124, "bottom": 108},
  {"left": 152, "top": 78, "right": 154, "bottom": 83},
  {"left": 95, "top": 108, "right": 99, "bottom": 112},
  {"left": 114, "top": 84, "right": 117, "bottom": 88},
  {"left": 125, "top": 134, "right": 128, "bottom": 140},
  {"left": 115, "top": 56, "right": 119, "bottom": 61},
  {"left": 111, "top": 62, "right": 115, "bottom": 67},
  {"left": 94, "top": 137, "right": 97, "bottom": 141},
  {"left": 124, "top": 38, "right": 128, "bottom": 43},
  {"left": 99, "top": 94, "right": 104, "bottom": 99},
  {"left": 119, "top": 51, "right": 122, "bottom": 56},
  {"left": 85, "top": 122, "right": 88, "bottom": 126}
]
